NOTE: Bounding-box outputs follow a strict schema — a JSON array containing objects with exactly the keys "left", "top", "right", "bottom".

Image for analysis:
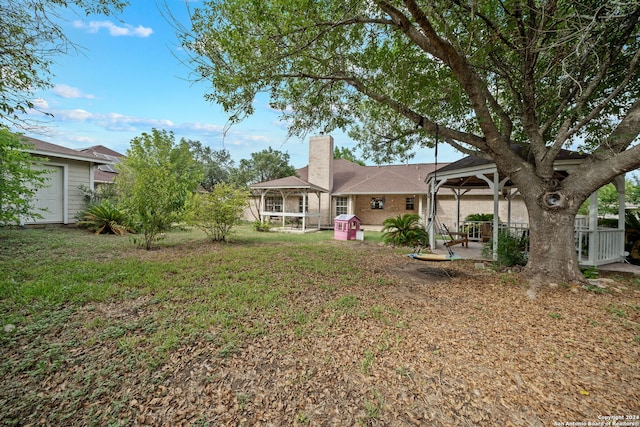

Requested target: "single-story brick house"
[
  {"left": 21, "top": 136, "right": 111, "bottom": 225},
  {"left": 247, "top": 134, "right": 515, "bottom": 231}
]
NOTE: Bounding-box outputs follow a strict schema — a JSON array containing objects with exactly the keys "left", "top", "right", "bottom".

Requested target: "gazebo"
[
  {"left": 250, "top": 176, "right": 329, "bottom": 233},
  {"left": 425, "top": 148, "right": 627, "bottom": 266}
]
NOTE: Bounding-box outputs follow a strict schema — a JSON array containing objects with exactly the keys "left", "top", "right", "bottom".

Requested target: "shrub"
[
  {"left": 185, "top": 184, "right": 249, "bottom": 242},
  {"left": 77, "top": 200, "right": 133, "bottom": 235},
  {"left": 465, "top": 213, "right": 495, "bottom": 222},
  {"left": 382, "top": 214, "right": 429, "bottom": 248},
  {"left": 482, "top": 230, "right": 527, "bottom": 267},
  {"left": 254, "top": 220, "right": 272, "bottom": 232}
]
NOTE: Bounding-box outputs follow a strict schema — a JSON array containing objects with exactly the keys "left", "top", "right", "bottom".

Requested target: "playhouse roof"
[{"left": 334, "top": 214, "right": 360, "bottom": 222}]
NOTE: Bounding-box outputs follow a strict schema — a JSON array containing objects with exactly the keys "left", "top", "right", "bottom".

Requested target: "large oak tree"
[{"left": 180, "top": 0, "right": 640, "bottom": 286}]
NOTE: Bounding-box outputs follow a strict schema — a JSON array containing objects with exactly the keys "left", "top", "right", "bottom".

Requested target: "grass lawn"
[{"left": 0, "top": 225, "right": 638, "bottom": 426}]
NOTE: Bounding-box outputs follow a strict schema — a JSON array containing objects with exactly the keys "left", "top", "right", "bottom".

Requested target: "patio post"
[
  {"left": 493, "top": 172, "right": 499, "bottom": 261},
  {"left": 588, "top": 191, "right": 599, "bottom": 265}
]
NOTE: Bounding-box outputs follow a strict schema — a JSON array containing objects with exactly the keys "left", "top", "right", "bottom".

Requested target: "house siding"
[
  {"left": 27, "top": 156, "right": 92, "bottom": 225},
  {"left": 432, "top": 193, "right": 529, "bottom": 230},
  {"left": 66, "top": 159, "right": 91, "bottom": 222},
  {"left": 351, "top": 194, "right": 423, "bottom": 225}
]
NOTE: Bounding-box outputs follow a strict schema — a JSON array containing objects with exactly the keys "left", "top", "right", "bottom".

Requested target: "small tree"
[
  {"left": 0, "top": 129, "right": 49, "bottom": 225},
  {"left": 116, "top": 129, "right": 203, "bottom": 249},
  {"left": 186, "top": 183, "right": 248, "bottom": 242}
]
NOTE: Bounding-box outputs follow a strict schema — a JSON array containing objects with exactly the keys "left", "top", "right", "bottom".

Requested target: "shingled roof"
[
  {"left": 251, "top": 175, "right": 328, "bottom": 192},
  {"left": 435, "top": 145, "right": 587, "bottom": 174},
  {"left": 21, "top": 136, "right": 111, "bottom": 164},
  {"left": 78, "top": 145, "right": 125, "bottom": 184},
  {"left": 276, "top": 158, "right": 446, "bottom": 194}
]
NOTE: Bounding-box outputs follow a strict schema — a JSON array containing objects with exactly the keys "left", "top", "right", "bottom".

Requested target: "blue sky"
[{"left": 21, "top": 0, "right": 459, "bottom": 168}]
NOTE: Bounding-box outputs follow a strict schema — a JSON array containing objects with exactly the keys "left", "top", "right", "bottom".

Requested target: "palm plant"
[
  {"left": 77, "top": 200, "right": 133, "bottom": 235},
  {"left": 382, "top": 214, "right": 429, "bottom": 248}
]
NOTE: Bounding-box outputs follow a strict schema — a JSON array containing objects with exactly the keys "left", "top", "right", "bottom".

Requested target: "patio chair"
[{"left": 442, "top": 224, "right": 469, "bottom": 248}]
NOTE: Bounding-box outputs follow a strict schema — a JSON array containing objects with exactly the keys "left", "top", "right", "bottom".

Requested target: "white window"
[
  {"left": 336, "top": 197, "right": 348, "bottom": 215},
  {"left": 265, "top": 196, "right": 283, "bottom": 212},
  {"left": 298, "top": 197, "right": 308, "bottom": 213}
]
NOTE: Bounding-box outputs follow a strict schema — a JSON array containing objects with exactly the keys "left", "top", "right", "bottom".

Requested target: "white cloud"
[
  {"left": 52, "top": 84, "right": 95, "bottom": 99},
  {"left": 177, "top": 122, "right": 226, "bottom": 133},
  {"left": 67, "top": 135, "right": 97, "bottom": 144},
  {"left": 32, "top": 98, "right": 49, "bottom": 109},
  {"left": 100, "top": 113, "right": 174, "bottom": 131},
  {"left": 73, "top": 20, "right": 153, "bottom": 38},
  {"left": 57, "top": 109, "right": 94, "bottom": 121},
  {"left": 246, "top": 134, "right": 270, "bottom": 142}
]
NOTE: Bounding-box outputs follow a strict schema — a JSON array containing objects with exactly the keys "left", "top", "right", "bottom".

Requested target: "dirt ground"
[
  {"left": 133, "top": 258, "right": 639, "bottom": 426},
  {"left": 4, "top": 251, "right": 640, "bottom": 426}
]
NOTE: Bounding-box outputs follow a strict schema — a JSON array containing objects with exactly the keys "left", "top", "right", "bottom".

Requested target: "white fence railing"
[
  {"left": 458, "top": 221, "right": 625, "bottom": 265},
  {"left": 459, "top": 221, "right": 529, "bottom": 242},
  {"left": 575, "top": 227, "right": 626, "bottom": 266}
]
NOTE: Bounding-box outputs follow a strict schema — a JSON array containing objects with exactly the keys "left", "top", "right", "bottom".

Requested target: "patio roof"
[
  {"left": 430, "top": 145, "right": 588, "bottom": 190},
  {"left": 250, "top": 175, "right": 328, "bottom": 192}
]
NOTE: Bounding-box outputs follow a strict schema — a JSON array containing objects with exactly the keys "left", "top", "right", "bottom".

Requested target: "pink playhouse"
[{"left": 334, "top": 214, "right": 362, "bottom": 240}]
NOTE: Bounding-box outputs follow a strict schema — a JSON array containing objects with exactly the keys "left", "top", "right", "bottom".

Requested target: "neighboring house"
[
  {"left": 78, "top": 145, "right": 124, "bottom": 188},
  {"left": 21, "top": 137, "right": 111, "bottom": 225},
  {"left": 248, "top": 134, "right": 449, "bottom": 230}
]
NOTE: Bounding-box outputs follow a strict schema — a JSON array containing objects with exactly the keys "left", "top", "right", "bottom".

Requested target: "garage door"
[{"left": 32, "top": 165, "right": 64, "bottom": 223}]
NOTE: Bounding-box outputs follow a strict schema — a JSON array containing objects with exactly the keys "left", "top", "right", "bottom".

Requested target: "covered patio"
[{"left": 424, "top": 148, "right": 628, "bottom": 266}]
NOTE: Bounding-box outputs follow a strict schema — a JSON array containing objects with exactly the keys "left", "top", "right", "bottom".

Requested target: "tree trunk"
[{"left": 524, "top": 204, "right": 586, "bottom": 289}]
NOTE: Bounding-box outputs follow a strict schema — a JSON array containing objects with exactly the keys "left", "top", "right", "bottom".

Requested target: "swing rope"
[{"left": 431, "top": 124, "right": 455, "bottom": 257}]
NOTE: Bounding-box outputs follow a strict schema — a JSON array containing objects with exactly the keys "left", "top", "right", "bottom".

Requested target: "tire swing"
[{"left": 408, "top": 123, "right": 461, "bottom": 262}]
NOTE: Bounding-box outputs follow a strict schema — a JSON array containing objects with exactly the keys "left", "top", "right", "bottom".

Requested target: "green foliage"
[
  {"left": 580, "top": 266, "right": 599, "bottom": 279},
  {"left": 77, "top": 200, "right": 132, "bottom": 235},
  {"left": 186, "top": 184, "right": 249, "bottom": 242},
  {"left": 116, "top": 129, "right": 204, "bottom": 249},
  {"left": 228, "top": 147, "right": 297, "bottom": 186},
  {"left": 187, "top": 140, "right": 234, "bottom": 190},
  {"left": 253, "top": 220, "right": 272, "bottom": 232},
  {"left": 78, "top": 183, "right": 119, "bottom": 205},
  {"left": 578, "top": 180, "right": 640, "bottom": 217},
  {"left": 381, "top": 214, "right": 429, "bottom": 248},
  {"left": 0, "top": 0, "right": 126, "bottom": 127},
  {"left": 465, "top": 213, "right": 495, "bottom": 222},
  {"left": 334, "top": 146, "right": 366, "bottom": 166},
  {"left": 0, "top": 129, "right": 49, "bottom": 225},
  {"left": 482, "top": 230, "right": 528, "bottom": 267}
]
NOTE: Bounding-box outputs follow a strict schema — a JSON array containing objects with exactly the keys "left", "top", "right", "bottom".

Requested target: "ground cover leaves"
[{"left": 0, "top": 229, "right": 638, "bottom": 426}]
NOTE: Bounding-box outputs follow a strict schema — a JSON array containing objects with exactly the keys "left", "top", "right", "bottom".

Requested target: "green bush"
[
  {"left": 77, "top": 200, "right": 133, "bottom": 235},
  {"left": 185, "top": 184, "right": 249, "bottom": 242},
  {"left": 465, "top": 213, "right": 495, "bottom": 222},
  {"left": 254, "top": 220, "right": 272, "bottom": 232},
  {"left": 382, "top": 214, "right": 429, "bottom": 248},
  {"left": 482, "top": 230, "right": 527, "bottom": 267}
]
